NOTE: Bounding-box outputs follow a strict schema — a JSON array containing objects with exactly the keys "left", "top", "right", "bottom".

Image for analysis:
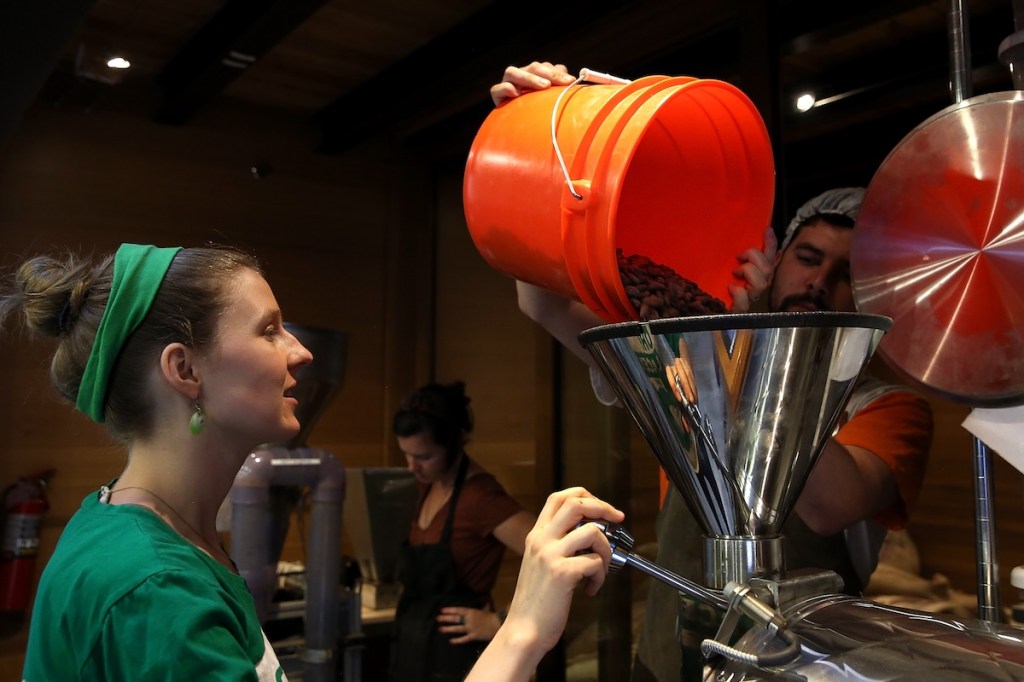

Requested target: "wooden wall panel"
[
  {"left": 432, "top": 170, "right": 540, "bottom": 610},
  {"left": 433, "top": 171, "right": 538, "bottom": 497}
]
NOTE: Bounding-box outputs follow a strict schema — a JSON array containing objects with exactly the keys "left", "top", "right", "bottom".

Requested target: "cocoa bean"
[{"left": 617, "top": 249, "right": 726, "bottom": 320}]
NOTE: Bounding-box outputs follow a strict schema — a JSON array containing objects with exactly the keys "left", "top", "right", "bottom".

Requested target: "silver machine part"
[
  {"left": 711, "top": 594, "right": 1024, "bottom": 681},
  {"left": 975, "top": 436, "right": 1002, "bottom": 623},
  {"left": 593, "top": 519, "right": 729, "bottom": 611},
  {"left": 580, "top": 312, "right": 1024, "bottom": 679},
  {"left": 852, "top": 0, "right": 1024, "bottom": 626},
  {"left": 580, "top": 312, "right": 889, "bottom": 588},
  {"left": 703, "top": 536, "right": 784, "bottom": 592}
]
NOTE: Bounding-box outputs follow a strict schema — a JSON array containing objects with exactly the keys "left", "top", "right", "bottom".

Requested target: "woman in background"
[
  {"left": 391, "top": 381, "right": 537, "bottom": 682},
  {"left": 1, "top": 243, "right": 621, "bottom": 681}
]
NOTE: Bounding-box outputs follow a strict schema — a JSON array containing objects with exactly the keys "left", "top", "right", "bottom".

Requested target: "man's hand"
[
  {"left": 490, "top": 61, "right": 575, "bottom": 106},
  {"left": 729, "top": 226, "right": 778, "bottom": 312}
]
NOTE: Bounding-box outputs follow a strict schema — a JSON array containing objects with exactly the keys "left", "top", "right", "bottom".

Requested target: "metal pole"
[
  {"left": 947, "top": 0, "right": 1002, "bottom": 623},
  {"left": 948, "top": 0, "right": 974, "bottom": 102},
  {"left": 973, "top": 437, "right": 1002, "bottom": 622}
]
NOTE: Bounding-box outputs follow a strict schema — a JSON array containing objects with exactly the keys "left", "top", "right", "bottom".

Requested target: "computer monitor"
[{"left": 343, "top": 468, "right": 418, "bottom": 608}]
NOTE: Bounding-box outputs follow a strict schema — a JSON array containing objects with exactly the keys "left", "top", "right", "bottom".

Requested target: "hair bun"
[{"left": 11, "top": 255, "right": 99, "bottom": 338}]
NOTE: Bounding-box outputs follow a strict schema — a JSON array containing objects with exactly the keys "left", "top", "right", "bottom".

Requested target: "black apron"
[{"left": 390, "top": 456, "right": 489, "bottom": 682}]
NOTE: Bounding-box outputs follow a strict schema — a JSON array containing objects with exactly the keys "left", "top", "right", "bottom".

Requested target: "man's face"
[{"left": 769, "top": 219, "right": 855, "bottom": 313}]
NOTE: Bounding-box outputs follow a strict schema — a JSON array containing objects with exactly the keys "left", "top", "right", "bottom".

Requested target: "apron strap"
[{"left": 440, "top": 453, "right": 469, "bottom": 545}]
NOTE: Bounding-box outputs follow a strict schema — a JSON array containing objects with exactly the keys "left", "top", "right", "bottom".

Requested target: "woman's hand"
[
  {"left": 729, "top": 226, "right": 778, "bottom": 312},
  {"left": 437, "top": 606, "right": 502, "bottom": 644},
  {"left": 490, "top": 61, "right": 576, "bottom": 106},
  {"left": 466, "top": 487, "right": 624, "bottom": 681}
]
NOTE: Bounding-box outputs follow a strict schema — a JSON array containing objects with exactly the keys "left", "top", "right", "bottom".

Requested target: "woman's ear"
[{"left": 160, "top": 343, "right": 200, "bottom": 401}]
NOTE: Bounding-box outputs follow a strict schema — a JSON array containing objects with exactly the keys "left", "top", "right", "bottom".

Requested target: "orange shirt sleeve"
[{"left": 835, "top": 389, "right": 933, "bottom": 530}]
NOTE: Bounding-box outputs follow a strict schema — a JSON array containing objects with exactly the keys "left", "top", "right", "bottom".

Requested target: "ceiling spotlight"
[
  {"left": 795, "top": 93, "right": 816, "bottom": 112},
  {"left": 75, "top": 45, "right": 130, "bottom": 84}
]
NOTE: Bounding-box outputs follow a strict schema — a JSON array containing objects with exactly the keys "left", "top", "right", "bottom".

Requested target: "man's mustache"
[{"left": 779, "top": 293, "right": 831, "bottom": 311}]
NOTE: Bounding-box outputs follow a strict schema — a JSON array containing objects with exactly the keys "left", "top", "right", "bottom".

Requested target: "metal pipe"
[
  {"left": 947, "top": 0, "right": 1002, "bottom": 625},
  {"left": 948, "top": 0, "right": 974, "bottom": 102},
  {"left": 229, "top": 449, "right": 276, "bottom": 622},
  {"left": 616, "top": 549, "right": 730, "bottom": 612},
  {"left": 230, "top": 446, "right": 347, "bottom": 682},
  {"left": 974, "top": 437, "right": 1002, "bottom": 622}
]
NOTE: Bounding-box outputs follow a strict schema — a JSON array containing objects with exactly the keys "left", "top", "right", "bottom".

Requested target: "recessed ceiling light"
[
  {"left": 106, "top": 57, "right": 131, "bottom": 70},
  {"left": 795, "top": 93, "right": 816, "bottom": 112}
]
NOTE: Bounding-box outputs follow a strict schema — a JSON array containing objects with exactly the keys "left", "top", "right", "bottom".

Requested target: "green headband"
[{"left": 76, "top": 244, "right": 183, "bottom": 423}]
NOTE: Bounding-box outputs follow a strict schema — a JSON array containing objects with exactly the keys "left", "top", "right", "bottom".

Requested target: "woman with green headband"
[{"left": 0, "top": 243, "right": 624, "bottom": 682}]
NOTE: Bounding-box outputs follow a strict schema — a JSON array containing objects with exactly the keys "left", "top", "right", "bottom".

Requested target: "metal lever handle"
[
  {"left": 580, "top": 521, "right": 729, "bottom": 611},
  {"left": 581, "top": 519, "right": 635, "bottom": 570}
]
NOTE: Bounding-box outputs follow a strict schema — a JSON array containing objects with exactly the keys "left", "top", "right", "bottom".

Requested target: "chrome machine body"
[
  {"left": 581, "top": 312, "right": 888, "bottom": 590},
  {"left": 579, "top": 312, "right": 1024, "bottom": 680}
]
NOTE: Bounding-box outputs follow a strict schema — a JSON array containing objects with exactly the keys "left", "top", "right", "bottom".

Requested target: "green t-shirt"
[{"left": 23, "top": 489, "right": 286, "bottom": 681}]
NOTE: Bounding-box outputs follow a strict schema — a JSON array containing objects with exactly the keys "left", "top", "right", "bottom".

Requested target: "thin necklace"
[{"left": 99, "top": 484, "right": 237, "bottom": 573}]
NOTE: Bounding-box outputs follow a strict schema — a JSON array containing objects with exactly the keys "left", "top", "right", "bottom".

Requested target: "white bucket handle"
[{"left": 551, "top": 68, "right": 633, "bottom": 201}]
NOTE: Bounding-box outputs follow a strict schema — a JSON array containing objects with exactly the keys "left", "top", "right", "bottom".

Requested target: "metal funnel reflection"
[
  {"left": 579, "top": 312, "right": 890, "bottom": 541},
  {"left": 284, "top": 322, "right": 348, "bottom": 448}
]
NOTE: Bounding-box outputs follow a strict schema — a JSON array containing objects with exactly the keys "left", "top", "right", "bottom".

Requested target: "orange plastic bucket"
[{"left": 463, "top": 75, "right": 775, "bottom": 322}]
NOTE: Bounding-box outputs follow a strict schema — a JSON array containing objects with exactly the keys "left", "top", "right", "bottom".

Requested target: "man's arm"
[
  {"left": 795, "top": 440, "right": 898, "bottom": 537},
  {"left": 795, "top": 388, "right": 933, "bottom": 537},
  {"left": 516, "top": 280, "right": 604, "bottom": 368}
]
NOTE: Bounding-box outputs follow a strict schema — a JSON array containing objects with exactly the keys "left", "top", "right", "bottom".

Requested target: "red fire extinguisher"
[{"left": 0, "top": 470, "right": 54, "bottom": 613}]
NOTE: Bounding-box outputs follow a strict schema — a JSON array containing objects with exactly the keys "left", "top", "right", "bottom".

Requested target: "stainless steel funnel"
[{"left": 579, "top": 312, "right": 890, "bottom": 586}]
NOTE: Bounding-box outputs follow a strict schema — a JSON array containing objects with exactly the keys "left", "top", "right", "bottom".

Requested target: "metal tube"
[
  {"left": 229, "top": 446, "right": 347, "bottom": 682},
  {"left": 304, "top": 449, "right": 346, "bottom": 682},
  {"left": 948, "top": 0, "right": 974, "bottom": 103},
  {"left": 947, "top": 0, "right": 1002, "bottom": 626},
  {"left": 974, "top": 437, "right": 1001, "bottom": 622},
  {"left": 618, "top": 550, "right": 730, "bottom": 611},
  {"left": 230, "top": 450, "right": 276, "bottom": 622}
]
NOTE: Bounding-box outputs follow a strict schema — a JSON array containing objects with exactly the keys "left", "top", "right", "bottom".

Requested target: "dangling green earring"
[{"left": 189, "top": 402, "right": 206, "bottom": 435}]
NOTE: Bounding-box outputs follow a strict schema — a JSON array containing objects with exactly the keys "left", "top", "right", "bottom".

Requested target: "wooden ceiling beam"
[
  {"left": 154, "top": 0, "right": 329, "bottom": 124},
  {"left": 0, "top": 0, "right": 97, "bottom": 143},
  {"left": 315, "top": 0, "right": 737, "bottom": 154}
]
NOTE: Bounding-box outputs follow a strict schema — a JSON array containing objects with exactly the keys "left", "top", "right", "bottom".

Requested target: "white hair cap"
[{"left": 782, "top": 187, "right": 866, "bottom": 250}]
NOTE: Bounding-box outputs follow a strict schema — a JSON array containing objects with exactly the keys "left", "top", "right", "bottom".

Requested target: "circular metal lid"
[{"left": 852, "top": 91, "right": 1024, "bottom": 407}]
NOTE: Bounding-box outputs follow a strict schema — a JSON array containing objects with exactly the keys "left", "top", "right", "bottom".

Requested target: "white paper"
[{"left": 962, "top": 405, "right": 1024, "bottom": 474}]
